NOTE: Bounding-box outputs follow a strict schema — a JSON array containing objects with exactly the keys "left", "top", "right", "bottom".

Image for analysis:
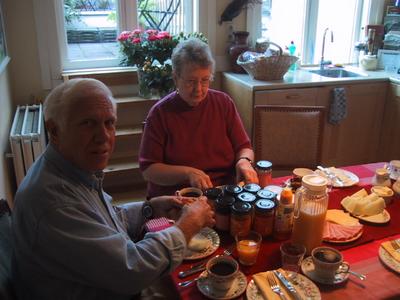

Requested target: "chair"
[
  {"left": 0, "top": 199, "right": 16, "bottom": 300},
  {"left": 253, "top": 105, "right": 325, "bottom": 171}
]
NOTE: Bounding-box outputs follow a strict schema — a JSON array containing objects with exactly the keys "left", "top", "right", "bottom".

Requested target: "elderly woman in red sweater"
[{"left": 139, "top": 37, "right": 258, "bottom": 198}]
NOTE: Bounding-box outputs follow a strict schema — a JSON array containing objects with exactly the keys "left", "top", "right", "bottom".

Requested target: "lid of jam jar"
[
  {"left": 204, "top": 187, "right": 223, "bottom": 199},
  {"left": 257, "top": 189, "right": 276, "bottom": 200},
  {"left": 237, "top": 192, "right": 257, "bottom": 203},
  {"left": 243, "top": 183, "right": 261, "bottom": 194},
  {"left": 256, "top": 160, "right": 272, "bottom": 171},
  {"left": 224, "top": 185, "right": 243, "bottom": 196},
  {"left": 231, "top": 201, "right": 252, "bottom": 215},
  {"left": 215, "top": 195, "right": 235, "bottom": 214},
  {"left": 255, "top": 199, "right": 275, "bottom": 212}
]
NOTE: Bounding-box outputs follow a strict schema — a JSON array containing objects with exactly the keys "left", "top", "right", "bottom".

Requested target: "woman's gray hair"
[
  {"left": 43, "top": 78, "right": 116, "bottom": 130},
  {"left": 171, "top": 37, "right": 215, "bottom": 77}
]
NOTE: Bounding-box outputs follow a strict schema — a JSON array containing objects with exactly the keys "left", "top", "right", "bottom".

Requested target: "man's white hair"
[{"left": 43, "top": 78, "right": 116, "bottom": 130}]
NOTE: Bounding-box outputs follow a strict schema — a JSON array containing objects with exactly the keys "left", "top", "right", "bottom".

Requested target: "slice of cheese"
[
  {"left": 325, "top": 209, "right": 360, "bottom": 226},
  {"left": 187, "top": 235, "right": 211, "bottom": 252}
]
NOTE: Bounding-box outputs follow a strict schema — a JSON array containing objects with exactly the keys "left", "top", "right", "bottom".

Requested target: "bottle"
[
  {"left": 255, "top": 160, "right": 273, "bottom": 188},
  {"left": 291, "top": 175, "right": 329, "bottom": 255},
  {"left": 273, "top": 187, "right": 294, "bottom": 240},
  {"left": 288, "top": 41, "right": 297, "bottom": 70}
]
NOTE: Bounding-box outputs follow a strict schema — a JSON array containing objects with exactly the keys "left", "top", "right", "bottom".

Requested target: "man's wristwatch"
[
  {"left": 142, "top": 202, "right": 154, "bottom": 220},
  {"left": 236, "top": 157, "right": 253, "bottom": 164}
]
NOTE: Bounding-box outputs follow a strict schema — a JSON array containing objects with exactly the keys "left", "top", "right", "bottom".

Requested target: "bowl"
[{"left": 371, "top": 186, "right": 394, "bottom": 205}]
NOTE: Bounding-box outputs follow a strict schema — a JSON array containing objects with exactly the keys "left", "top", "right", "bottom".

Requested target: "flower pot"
[{"left": 137, "top": 64, "right": 175, "bottom": 99}]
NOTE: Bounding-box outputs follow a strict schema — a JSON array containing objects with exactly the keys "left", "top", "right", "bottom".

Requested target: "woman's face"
[{"left": 174, "top": 64, "right": 212, "bottom": 107}]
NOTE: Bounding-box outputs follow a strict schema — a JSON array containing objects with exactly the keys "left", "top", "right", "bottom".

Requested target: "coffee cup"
[
  {"left": 177, "top": 187, "right": 203, "bottom": 198},
  {"left": 311, "top": 247, "right": 349, "bottom": 280},
  {"left": 206, "top": 256, "right": 239, "bottom": 291},
  {"left": 389, "top": 160, "right": 400, "bottom": 180}
]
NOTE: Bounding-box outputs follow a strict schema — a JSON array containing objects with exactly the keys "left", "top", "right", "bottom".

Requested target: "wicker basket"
[{"left": 237, "top": 42, "right": 298, "bottom": 81}]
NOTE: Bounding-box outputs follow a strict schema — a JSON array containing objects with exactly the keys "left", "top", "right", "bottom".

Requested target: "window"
[
  {"left": 62, "top": 0, "right": 195, "bottom": 70},
  {"left": 255, "top": 0, "right": 385, "bottom": 65}
]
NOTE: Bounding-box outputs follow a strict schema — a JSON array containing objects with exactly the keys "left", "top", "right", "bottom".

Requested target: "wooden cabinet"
[
  {"left": 379, "top": 83, "right": 400, "bottom": 161},
  {"left": 222, "top": 73, "right": 388, "bottom": 168}
]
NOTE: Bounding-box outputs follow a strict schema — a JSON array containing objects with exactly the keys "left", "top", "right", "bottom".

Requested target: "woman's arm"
[{"left": 235, "top": 147, "right": 259, "bottom": 184}]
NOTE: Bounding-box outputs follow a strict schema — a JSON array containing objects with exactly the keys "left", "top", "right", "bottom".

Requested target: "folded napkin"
[
  {"left": 382, "top": 240, "right": 400, "bottom": 262},
  {"left": 329, "top": 87, "right": 347, "bottom": 125},
  {"left": 253, "top": 269, "right": 304, "bottom": 300}
]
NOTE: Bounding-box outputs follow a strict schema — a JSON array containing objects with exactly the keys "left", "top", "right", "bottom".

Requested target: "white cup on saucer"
[
  {"left": 311, "top": 247, "right": 349, "bottom": 281},
  {"left": 206, "top": 256, "right": 239, "bottom": 291}
]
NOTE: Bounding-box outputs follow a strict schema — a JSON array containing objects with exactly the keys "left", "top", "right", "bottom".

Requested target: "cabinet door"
[
  {"left": 255, "top": 88, "right": 320, "bottom": 106},
  {"left": 380, "top": 83, "right": 400, "bottom": 161},
  {"left": 319, "top": 82, "right": 387, "bottom": 166}
]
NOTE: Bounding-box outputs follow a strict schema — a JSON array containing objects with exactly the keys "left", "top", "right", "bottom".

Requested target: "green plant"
[{"left": 64, "top": 0, "right": 81, "bottom": 24}]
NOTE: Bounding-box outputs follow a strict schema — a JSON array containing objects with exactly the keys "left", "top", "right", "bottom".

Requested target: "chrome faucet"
[{"left": 320, "top": 28, "right": 334, "bottom": 69}]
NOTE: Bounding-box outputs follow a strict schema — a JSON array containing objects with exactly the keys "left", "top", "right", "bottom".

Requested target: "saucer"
[
  {"left": 301, "top": 256, "right": 350, "bottom": 285},
  {"left": 197, "top": 270, "right": 247, "bottom": 300}
]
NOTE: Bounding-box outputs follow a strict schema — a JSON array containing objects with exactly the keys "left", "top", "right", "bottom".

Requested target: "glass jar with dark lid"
[
  {"left": 243, "top": 183, "right": 261, "bottom": 194},
  {"left": 253, "top": 199, "right": 275, "bottom": 237},
  {"left": 237, "top": 192, "right": 257, "bottom": 206},
  {"left": 215, "top": 195, "right": 235, "bottom": 231},
  {"left": 204, "top": 187, "right": 223, "bottom": 210},
  {"left": 256, "top": 160, "right": 273, "bottom": 188},
  {"left": 230, "top": 201, "right": 252, "bottom": 237},
  {"left": 224, "top": 185, "right": 243, "bottom": 197},
  {"left": 257, "top": 189, "right": 277, "bottom": 201}
]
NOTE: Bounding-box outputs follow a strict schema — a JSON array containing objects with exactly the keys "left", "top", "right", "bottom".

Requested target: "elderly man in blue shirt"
[{"left": 11, "top": 78, "right": 215, "bottom": 300}]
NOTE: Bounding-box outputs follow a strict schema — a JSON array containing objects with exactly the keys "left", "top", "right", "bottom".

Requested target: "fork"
[
  {"left": 267, "top": 272, "right": 288, "bottom": 300},
  {"left": 178, "top": 247, "right": 234, "bottom": 281}
]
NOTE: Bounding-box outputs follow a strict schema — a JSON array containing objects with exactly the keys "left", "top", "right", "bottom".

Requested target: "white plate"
[
  {"left": 197, "top": 270, "right": 247, "bottom": 300},
  {"left": 379, "top": 245, "right": 400, "bottom": 273},
  {"left": 323, "top": 229, "right": 363, "bottom": 244},
  {"left": 300, "top": 256, "right": 349, "bottom": 285},
  {"left": 356, "top": 209, "right": 391, "bottom": 224},
  {"left": 184, "top": 227, "right": 220, "bottom": 260},
  {"left": 246, "top": 270, "right": 321, "bottom": 300},
  {"left": 315, "top": 168, "right": 359, "bottom": 187}
]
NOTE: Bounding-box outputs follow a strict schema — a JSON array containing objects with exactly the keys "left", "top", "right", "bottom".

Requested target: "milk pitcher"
[{"left": 291, "top": 174, "right": 329, "bottom": 255}]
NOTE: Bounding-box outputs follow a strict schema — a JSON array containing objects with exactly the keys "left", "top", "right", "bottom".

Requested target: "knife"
[
  {"left": 178, "top": 264, "right": 206, "bottom": 278},
  {"left": 273, "top": 270, "right": 302, "bottom": 300}
]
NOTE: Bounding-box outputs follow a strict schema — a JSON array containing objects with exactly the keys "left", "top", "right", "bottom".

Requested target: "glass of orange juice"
[{"left": 235, "top": 231, "right": 262, "bottom": 266}]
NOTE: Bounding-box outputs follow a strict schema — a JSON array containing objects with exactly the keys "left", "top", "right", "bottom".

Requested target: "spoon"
[
  {"left": 338, "top": 265, "right": 367, "bottom": 281},
  {"left": 178, "top": 277, "right": 199, "bottom": 287}
]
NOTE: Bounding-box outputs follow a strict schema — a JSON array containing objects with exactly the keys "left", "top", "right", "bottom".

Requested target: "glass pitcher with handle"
[{"left": 291, "top": 175, "right": 329, "bottom": 255}]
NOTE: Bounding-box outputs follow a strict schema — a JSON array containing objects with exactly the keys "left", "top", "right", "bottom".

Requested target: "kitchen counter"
[{"left": 223, "top": 66, "right": 399, "bottom": 90}]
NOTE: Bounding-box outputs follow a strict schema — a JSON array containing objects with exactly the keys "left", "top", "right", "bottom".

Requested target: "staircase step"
[
  {"left": 108, "top": 184, "right": 148, "bottom": 205},
  {"left": 115, "top": 97, "right": 158, "bottom": 128}
]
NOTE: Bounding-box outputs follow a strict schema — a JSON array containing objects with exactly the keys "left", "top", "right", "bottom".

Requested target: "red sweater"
[{"left": 139, "top": 89, "right": 251, "bottom": 198}]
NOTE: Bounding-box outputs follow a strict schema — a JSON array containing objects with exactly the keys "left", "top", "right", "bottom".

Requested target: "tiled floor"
[{"left": 68, "top": 42, "right": 120, "bottom": 60}]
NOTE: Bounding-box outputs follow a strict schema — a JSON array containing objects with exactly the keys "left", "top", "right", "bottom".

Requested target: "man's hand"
[
  {"left": 235, "top": 159, "right": 259, "bottom": 184},
  {"left": 149, "top": 195, "right": 185, "bottom": 220},
  {"left": 175, "top": 197, "right": 215, "bottom": 242}
]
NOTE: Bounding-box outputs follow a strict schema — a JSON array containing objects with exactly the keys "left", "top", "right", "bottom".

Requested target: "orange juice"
[
  {"left": 291, "top": 202, "right": 327, "bottom": 255},
  {"left": 236, "top": 239, "right": 260, "bottom": 265}
]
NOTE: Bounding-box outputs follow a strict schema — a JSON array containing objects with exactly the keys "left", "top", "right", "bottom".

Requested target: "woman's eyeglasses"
[{"left": 180, "top": 77, "right": 212, "bottom": 88}]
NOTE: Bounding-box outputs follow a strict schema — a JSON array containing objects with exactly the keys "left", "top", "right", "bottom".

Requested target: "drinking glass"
[
  {"left": 235, "top": 231, "right": 262, "bottom": 266},
  {"left": 280, "top": 241, "right": 306, "bottom": 273}
]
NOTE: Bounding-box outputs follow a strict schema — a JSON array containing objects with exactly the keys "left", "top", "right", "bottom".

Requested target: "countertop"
[{"left": 223, "top": 66, "right": 400, "bottom": 90}]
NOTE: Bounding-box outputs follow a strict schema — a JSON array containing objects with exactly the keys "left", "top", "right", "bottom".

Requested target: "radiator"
[{"left": 9, "top": 104, "right": 47, "bottom": 186}]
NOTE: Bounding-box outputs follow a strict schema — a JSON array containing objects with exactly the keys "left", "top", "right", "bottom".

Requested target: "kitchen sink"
[{"left": 308, "top": 68, "right": 365, "bottom": 78}]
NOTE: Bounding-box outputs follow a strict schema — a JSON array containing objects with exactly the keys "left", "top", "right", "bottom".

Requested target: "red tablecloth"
[{"left": 173, "top": 162, "right": 400, "bottom": 300}]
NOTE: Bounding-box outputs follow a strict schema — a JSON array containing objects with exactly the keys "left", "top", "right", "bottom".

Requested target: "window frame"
[
  {"left": 247, "top": 0, "right": 386, "bottom": 66},
  {"left": 33, "top": 0, "right": 211, "bottom": 89}
]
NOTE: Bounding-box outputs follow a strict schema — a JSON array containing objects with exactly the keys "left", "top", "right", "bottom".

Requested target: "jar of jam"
[
  {"left": 253, "top": 199, "right": 275, "bottom": 238},
  {"left": 243, "top": 183, "right": 261, "bottom": 195},
  {"left": 224, "top": 185, "right": 243, "bottom": 199},
  {"left": 237, "top": 192, "right": 257, "bottom": 206},
  {"left": 256, "top": 189, "right": 276, "bottom": 201},
  {"left": 215, "top": 195, "right": 235, "bottom": 231},
  {"left": 256, "top": 160, "right": 272, "bottom": 188},
  {"left": 204, "top": 187, "right": 223, "bottom": 210},
  {"left": 230, "top": 201, "right": 252, "bottom": 237}
]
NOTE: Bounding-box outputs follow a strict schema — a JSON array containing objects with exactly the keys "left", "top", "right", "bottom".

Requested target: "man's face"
[{"left": 51, "top": 95, "right": 116, "bottom": 172}]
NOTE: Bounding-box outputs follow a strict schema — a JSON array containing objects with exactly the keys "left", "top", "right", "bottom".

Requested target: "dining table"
[{"left": 170, "top": 162, "right": 400, "bottom": 300}]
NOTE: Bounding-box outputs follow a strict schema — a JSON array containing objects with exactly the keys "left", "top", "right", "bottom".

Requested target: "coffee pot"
[{"left": 291, "top": 175, "right": 329, "bottom": 255}]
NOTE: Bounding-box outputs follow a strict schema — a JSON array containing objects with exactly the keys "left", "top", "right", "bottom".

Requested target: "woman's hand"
[
  {"left": 186, "top": 167, "right": 213, "bottom": 190},
  {"left": 235, "top": 159, "right": 259, "bottom": 184}
]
